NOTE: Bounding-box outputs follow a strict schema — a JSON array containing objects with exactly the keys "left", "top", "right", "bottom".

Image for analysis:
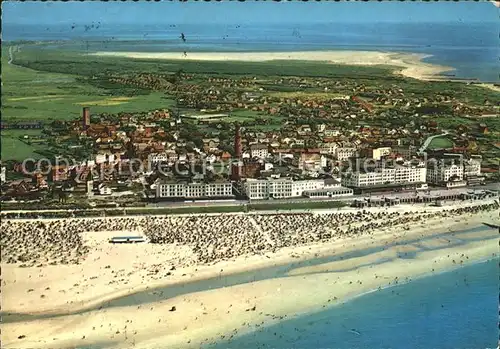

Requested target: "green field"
[
  {"left": 1, "top": 129, "right": 46, "bottom": 160},
  {"left": 1, "top": 52, "right": 176, "bottom": 122},
  {"left": 3, "top": 42, "right": 498, "bottom": 162},
  {"left": 9, "top": 43, "right": 395, "bottom": 79},
  {"left": 428, "top": 136, "right": 454, "bottom": 150}
]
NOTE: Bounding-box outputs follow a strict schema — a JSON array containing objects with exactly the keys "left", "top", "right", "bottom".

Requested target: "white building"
[
  {"left": 244, "top": 178, "right": 346, "bottom": 200},
  {"left": 320, "top": 142, "right": 338, "bottom": 155},
  {"left": 250, "top": 144, "right": 269, "bottom": 159},
  {"left": 0, "top": 167, "right": 6, "bottom": 183},
  {"left": 392, "top": 146, "right": 418, "bottom": 159},
  {"left": 156, "top": 181, "right": 233, "bottom": 199},
  {"left": 335, "top": 147, "right": 357, "bottom": 161},
  {"left": 426, "top": 161, "right": 464, "bottom": 185},
  {"left": 204, "top": 182, "right": 233, "bottom": 198},
  {"left": 291, "top": 179, "right": 325, "bottom": 197},
  {"left": 298, "top": 153, "right": 326, "bottom": 171},
  {"left": 324, "top": 129, "right": 341, "bottom": 137},
  {"left": 264, "top": 163, "right": 274, "bottom": 171},
  {"left": 95, "top": 154, "right": 107, "bottom": 164},
  {"left": 148, "top": 152, "right": 169, "bottom": 164},
  {"left": 303, "top": 186, "right": 353, "bottom": 198},
  {"left": 267, "top": 179, "right": 293, "bottom": 199},
  {"left": 244, "top": 179, "right": 269, "bottom": 200},
  {"left": 98, "top": 183, "right": 112, "bottom": 195},
  {"left": 371, "top": 147, "right": 392, "bottom": 161},
  {"left": 342, "top": 165, "right": 427, "bottom": 188},
  {"left": 463, "top": 156, "right": 482, "bottom": 178}
]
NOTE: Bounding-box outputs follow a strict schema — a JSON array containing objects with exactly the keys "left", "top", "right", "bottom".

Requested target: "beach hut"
[{"left": 109, "top": 236, "right": 146, "bottom": 244}]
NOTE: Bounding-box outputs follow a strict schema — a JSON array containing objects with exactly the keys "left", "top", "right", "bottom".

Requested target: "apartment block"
[
  {"left": 250, "top": 144, "right": 269, "bottom": 159},
  {"left": 244, "top": 178, "right": 346, "bottom": 200},
  {"left": 426, "top": 162, "right": 464, "bottom": 185},
  {"left": 335, "top": 147, "right": 357, "bottom": 161},
  {"left": 156, "top": 181, "right": 233, "bottom": 199},
  {"left": 342, "top": 165, "right": 427, "bottom": 188}
]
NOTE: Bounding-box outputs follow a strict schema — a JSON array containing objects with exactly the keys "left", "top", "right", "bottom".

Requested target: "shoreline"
[
  {"left": 89, "top": 50, "right": 455, "bottom": 81},
  {"left": 4, "top": 227, "right": 495, "bottom": 349},
  {"left": 3, "top": 213, "right": 494, "bottom": 319},
  {"left": 2, "top": 202, "right": 498, "bottom": 348}
]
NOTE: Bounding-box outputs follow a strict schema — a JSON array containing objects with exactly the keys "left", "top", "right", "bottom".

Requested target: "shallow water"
[
  {"left": 2, "top": 226, "right": 496, "bottom": 323},
  {"left": 208, "top": 257, "right": 499, "bottom": 349}
]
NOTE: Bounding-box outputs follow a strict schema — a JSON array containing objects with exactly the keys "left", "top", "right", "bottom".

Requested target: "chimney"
[
  {"left": 82, "top": 107, "right": 91, "bottom": 129},
  {"left": 234, "top": 123, "right": 242, "bottom": 158},
  {"left": 232, "top": 123, "right": 243, "bottom": 181}
]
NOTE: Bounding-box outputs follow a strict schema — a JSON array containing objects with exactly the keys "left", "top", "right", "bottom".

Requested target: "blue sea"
[
  {"left": 2, "top": 227, "right": 498, "bottom": 349},
  {"left": 208, "top": 258, "right": 499, "bottom": 349},
  {"left": 2, "top": 22, "right": 499, "bottom": 82}
]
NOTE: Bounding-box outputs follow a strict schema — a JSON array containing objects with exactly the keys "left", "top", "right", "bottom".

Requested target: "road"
[{"left": 2, "top": 183, "right": 498, "bottom": 214}]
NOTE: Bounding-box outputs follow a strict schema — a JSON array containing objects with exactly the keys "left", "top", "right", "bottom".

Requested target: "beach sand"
[
  {"left": 90, "top": 50, "right": 454, "bottom": 81},
  {"left": 2, "top": 204, "right": 498, "bottom": 349}
]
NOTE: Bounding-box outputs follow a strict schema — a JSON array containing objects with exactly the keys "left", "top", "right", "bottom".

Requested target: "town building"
[
  {"left": 303, "top": 186, "right": 353, "bottom": 198},
  {"left": 156, "top": 180, "right": 233, "bottom": 199},
  {"left": 250, "top": 144, "right": 269, "bottom": 159},
  {"left": 335, "top": 147, "right": 357, "bottom": 161},
  {"left": 98, "top": 183, "right": 112, "bottom": 195},
  {"left": 49, "top": 166, "right": 69, "bottom": 182},
  {"left": 148, "top": 152, "right": 170, "bottom": 164},
  {"left": 463, "top": 155, "right": 484, "bottom": 185},
  {"left": 319, "top": 142, "right": 337, "bottom": 155},
  {"left": 240, "top": 162, "right": 261, "bottom": 179},
  {"left": 243, "top": 178, "right": 351, "bottom": 200},
  {"left": 370, "top": 147, "right": 392, "bottom": 161},
  {"left": 297, "top": 152, "right": 326, "bottom": 171},
  {"left": 341, "top": 164, "right": 427, "bottom": 188},
  {"left": 426, "top": 159, "right": 465, "bottom": 187},
  {"left": 463, "top": 156, "right": 482, "bottom": 178},
  {"left": 0, "top": 166, "right": 6, "bottom": 183},
  {"left": 392, "top": 145, "right": 418, "bottom": 159}
]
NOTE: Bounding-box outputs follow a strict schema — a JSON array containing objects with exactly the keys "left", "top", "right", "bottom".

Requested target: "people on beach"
[{"left": 1, "top": 201, "right": 498, "bottom": 267}]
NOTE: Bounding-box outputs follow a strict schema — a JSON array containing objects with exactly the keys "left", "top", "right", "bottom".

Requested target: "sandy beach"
[
  {"left": 2, "top": 200, "right": 498, "bottom": 348},
  {"left": 90, "top": 50, "right": 454, "bottom": 81}
]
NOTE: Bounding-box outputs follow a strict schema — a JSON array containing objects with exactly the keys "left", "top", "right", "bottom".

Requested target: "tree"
[
  {"left": 192, "top": 137, "right": 204, "bottom": 149},
  {"left": 218, "top": 130, "right": 231, "bottom": 142},
  {"left": 121, "top": 125, "right": 137, "bottom": 135},
  {"left": 220, "top": 143, "right": 235, "bottom": 156}
]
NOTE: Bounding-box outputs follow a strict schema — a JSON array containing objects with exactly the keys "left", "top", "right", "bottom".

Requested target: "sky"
[{"left": 2, "top": 1, "right": 499, "bottom": 25}]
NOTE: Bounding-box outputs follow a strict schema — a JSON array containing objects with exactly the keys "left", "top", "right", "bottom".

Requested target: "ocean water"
[
  {"left": 4, "top": 226, "right": 496, "bottom": 324},
  {"left": 208, "top": 258, "right": 499, "bottom": 349},
  {"left": 3, "top": 22, "right": 498, "bottom": 82}
]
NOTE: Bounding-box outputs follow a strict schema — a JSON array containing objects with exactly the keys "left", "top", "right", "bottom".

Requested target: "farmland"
[
  {"left": 2, "top": 42, "right": 498, "bottom": 163},
  {"left": 1, "top": 50, "right": 176, "bottom": 122}
]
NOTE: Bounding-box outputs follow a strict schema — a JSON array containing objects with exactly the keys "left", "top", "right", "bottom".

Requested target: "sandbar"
[
  {"left": 2, "top": 201, "right": 498, "bottom": 348},
  {"left": 90, "top": 50, "right": 454, "bottom": 81}
]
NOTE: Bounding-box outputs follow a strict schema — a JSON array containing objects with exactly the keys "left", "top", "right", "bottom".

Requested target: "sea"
[
  {"left": 5, "top": 226, "right": 496, "bottom": 349},
  {"left": 207, "top": 258, "right": 499, "bottom": 349},
  {"left": 2, "top": 22, "right": 499, "bottom": 82}
]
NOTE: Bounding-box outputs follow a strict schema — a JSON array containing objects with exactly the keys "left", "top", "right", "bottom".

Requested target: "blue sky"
[{"left": 2, "top": 1, "right": 498, "bottom": 25}]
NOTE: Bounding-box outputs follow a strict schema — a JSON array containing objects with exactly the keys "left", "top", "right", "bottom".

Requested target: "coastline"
[
  {"left": 2, "top": 203, "right": 498, "bottom": 349},
  {"left": 89, "top": 50, "right": 455, "bottom": 81}
]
